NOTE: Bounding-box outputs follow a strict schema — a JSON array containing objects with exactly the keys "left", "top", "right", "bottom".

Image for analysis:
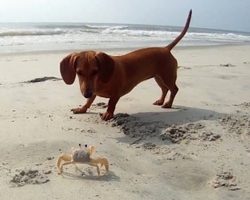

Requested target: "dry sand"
[{"left": 0, "top": 45, "right": 250, "bottom": 200}]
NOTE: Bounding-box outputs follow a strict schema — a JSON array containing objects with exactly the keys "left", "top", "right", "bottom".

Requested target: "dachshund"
[{"left": 60, "top": 10, "right": 192, "bottom": 120}]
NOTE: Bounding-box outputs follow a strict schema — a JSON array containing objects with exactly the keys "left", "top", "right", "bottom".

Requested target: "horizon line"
[{"left": 0, "top": 21, "right": 250, "bottom": 34}]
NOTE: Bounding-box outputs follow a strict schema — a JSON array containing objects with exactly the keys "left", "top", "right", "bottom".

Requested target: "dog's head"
[{"left": 60, "top": 51, "right": 114, "bottom": 98}]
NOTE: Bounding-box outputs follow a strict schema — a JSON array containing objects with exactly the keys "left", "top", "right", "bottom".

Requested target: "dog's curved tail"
[{"left": 167, "top": 9, "right": 192, "bottom": 50}]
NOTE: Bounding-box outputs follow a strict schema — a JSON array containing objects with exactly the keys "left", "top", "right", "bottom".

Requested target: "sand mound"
[
  {"left": 237, "top": 102, "right": 250, "bottom": 109},
  {"left": 220, "top": 114, "right": 250, "bottom": 135},
  {"left": 111, "top": 114, "right": 221, "bottom": 145},
  {"left": 160, "top": 123, "right": 221, "bottom": 143},
  {"left": 10, "top": 168, "right": 51, "bottom": 187},
  {"left": 210, "top": 171, "right": 240, "bottom": 191}
]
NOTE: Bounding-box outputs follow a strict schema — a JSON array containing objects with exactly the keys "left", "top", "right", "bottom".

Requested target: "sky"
[{"left": 0, "top": 0, "right": 250, "bottom": 32}]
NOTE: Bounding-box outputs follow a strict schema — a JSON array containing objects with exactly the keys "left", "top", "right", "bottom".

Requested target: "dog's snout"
[{"left": 84, "top": 89, "right": 93, "bottom": 98}]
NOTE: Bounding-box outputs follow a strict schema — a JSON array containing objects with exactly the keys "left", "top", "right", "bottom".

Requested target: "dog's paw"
[
  {"left": 153, "top": 99, "right": 164, "bottom": 106},
  {"left": 100, "top": 112, "right": 114, "bottom": 121},
  {"left": 71, "top": 107, "right": 87, "bottom": 114},
  {"left": 161, "top": 102, "right": 172, "bottom": 108}
]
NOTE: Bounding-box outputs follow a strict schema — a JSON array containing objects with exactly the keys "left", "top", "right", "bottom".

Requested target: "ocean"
[{"left": 1, "top": 22, "right": 250, "bottom": 54}]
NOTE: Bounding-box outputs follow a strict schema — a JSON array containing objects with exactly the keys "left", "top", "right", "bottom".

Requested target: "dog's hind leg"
[
  {"left": 162, "top": 83, "right": 178, "bottom": 108},
  {"left": 161, "top": 54, "right": 179, "bottom": 108},
  {"left": 153, "top": 76, "right": 169, "bottom": 106}
]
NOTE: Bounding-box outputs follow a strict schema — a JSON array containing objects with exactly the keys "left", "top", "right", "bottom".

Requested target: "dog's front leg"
[
  {"left": 101, "top": 96, "right": 120, "bottom": 121},
  {"left": 71, "top": 95, "right": 96, "bottom": 114}
]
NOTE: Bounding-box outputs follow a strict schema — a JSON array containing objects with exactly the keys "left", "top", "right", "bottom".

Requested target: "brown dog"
[{"left": 60, "top": 10, "right": 192, "bottom": 121}]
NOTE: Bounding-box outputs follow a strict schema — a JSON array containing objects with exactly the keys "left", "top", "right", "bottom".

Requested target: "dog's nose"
[{"left": 84, "top": 90, "right": 93, "bottom": 98}]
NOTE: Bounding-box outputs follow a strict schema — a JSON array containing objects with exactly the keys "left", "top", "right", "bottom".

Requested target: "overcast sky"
[{"left": 0, "top": 0, "right": 249, "bottom": 32}]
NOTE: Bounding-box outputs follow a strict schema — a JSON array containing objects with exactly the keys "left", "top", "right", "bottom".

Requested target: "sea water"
[{"left": 0, "top": 22, "right": 250, "bottom": 54}]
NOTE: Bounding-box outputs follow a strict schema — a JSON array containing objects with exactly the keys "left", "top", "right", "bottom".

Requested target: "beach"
[{"left": 0, "top": 44, "right": 250, "bottom": 200}]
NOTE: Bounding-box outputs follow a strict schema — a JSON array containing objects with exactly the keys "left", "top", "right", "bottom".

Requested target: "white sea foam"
[{"left": 0, "top": 23, "right": 250, "bottom": 54}]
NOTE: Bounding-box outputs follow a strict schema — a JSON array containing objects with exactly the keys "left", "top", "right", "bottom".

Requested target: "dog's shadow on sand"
[
  {"left": 61, "top": 170, "right": 120, "bottom": 182},
  {"left": 113, "top": 105, "right": 223, "bottom": 144},
  {"left": 132, "top": 105, "right": 221, "bottom": 123}
]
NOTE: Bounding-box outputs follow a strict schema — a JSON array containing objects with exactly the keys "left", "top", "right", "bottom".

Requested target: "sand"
[{"left": 0, "top": 45, "right": 250, "bottom": 200}]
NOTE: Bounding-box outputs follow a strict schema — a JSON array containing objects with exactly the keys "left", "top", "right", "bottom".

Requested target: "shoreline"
[{"left": 1, "top": 42, "right": 250, "bottom": 57}]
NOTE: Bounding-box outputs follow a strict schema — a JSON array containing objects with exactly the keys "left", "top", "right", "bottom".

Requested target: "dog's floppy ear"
[
  {"left": 95, "top": 52, "right": 114, "bottom": 83},
  {"left": 60, "top": 53, "right": 78, "bottom": 85}
]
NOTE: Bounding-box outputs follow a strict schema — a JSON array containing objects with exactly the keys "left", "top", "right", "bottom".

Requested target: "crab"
[{"left": 56, "top": 144, "right": 109, "bottom": 176}]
